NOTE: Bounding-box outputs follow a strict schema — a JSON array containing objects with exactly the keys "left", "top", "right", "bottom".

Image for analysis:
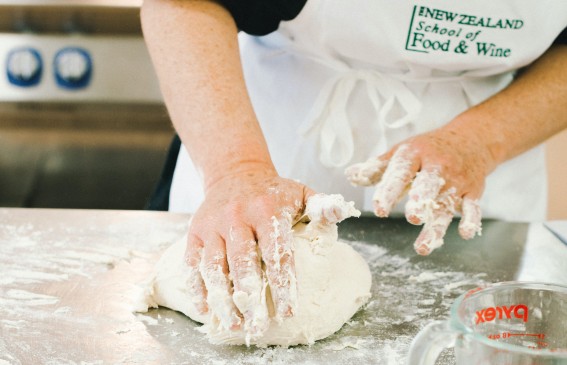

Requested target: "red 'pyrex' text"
[{"left": 475, "top": 304, "right": 529, "bottom": 324}]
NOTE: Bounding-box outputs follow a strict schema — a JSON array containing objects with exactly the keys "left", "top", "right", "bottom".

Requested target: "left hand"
[{"left": 345, "top": 125, "right": 495, "bottom": 255}]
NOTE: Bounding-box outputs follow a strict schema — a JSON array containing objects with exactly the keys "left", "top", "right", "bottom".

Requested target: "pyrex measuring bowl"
[{"left": 407, "top": 281, "right": 567, "bottom": 365}]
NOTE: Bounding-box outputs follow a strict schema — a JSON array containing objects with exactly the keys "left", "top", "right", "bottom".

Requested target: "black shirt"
[{"left": 219, "top": 0, "right": 306, "bottom": 35}]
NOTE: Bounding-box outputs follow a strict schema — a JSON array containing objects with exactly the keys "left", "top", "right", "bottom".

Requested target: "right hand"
[{"left": 184, "top": 168, "right": 315, "bottom": 341}]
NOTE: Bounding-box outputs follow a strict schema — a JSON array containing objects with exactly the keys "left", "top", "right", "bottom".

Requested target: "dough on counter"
[{"left": 135, "top": 197, "right": 372, "bottom": 347}]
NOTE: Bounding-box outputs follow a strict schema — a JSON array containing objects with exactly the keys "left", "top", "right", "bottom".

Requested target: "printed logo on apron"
[{"left": 405, "top": 5, "right": 524, "bottom": 58}]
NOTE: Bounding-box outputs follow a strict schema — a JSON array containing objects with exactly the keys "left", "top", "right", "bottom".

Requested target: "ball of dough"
[{"left": 141, "top": 222, "right": 372, "bottom": 347}]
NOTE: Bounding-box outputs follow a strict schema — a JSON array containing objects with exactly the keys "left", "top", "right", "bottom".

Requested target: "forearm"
[
  {"left": 447, "top": 45, "right": 567, "bottom": 171},
  {"left": 141, "top": 0, "right": 275, "bottom": 191}
]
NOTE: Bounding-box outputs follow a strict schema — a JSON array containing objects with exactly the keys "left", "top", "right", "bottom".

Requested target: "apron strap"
[{"left": 299, "top": 69, "right": 422, "bottom": 168}]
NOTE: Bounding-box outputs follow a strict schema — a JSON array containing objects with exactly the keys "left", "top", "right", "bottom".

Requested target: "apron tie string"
[{"left": 298, "top": 69, "right": 422, "bottom": 168}]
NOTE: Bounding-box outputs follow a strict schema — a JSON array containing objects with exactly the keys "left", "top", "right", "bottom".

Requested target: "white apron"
[{"left": 170, "top": 0, "right": 567, "bottom": 222}]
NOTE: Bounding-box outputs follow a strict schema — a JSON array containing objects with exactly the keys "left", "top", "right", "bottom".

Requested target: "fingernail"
[
  {"left": 373, "top": 201, "right": 389, "bottom": 217},
  {"left": 414, "top": 231, "right": 445, "bottom": 255},
  {"left": 459, "top": 225, "right": 476, "bottom": 240},
  {"left": 405, "top": 198, "right": 426, "bottom": 225},
  {"left": 406, "top": 214, "right": 421, "bottom": 225},
  {"left": 415, "top": 244, "right": 431, "bottom": 256},
  {"left": 460, "top": 199, "right": 482, "bottom": 240}
]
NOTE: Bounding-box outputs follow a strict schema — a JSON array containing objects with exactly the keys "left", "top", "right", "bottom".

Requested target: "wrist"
[
  {"left": 202, "top": 159, "right": 277, "bottom": 193},
  {"left": 444, "top": 112, "right": 504, "bottom": 173}
]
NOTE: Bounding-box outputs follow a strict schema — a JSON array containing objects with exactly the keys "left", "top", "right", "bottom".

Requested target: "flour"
[
  {"left": 1, "top": 208, "right": 500, "bottom": 364},
  {"left": 323, "top": 337, "right": 370, "bottom": 350},
  {"left": 345, "top": 157, "right": 387, "bottom": 187},
  {"left": 200, "top": 251, "right": 243, "bottom": 333},
  {"left": 409, "top": 271, "right": 453, "bottom": 283},
  {"left": 4, "top": 290, "right": 59, "bottom": 306},
  {"left": 303, "top": 193, "right": 361, "bottom": 226},
  {"left": 405, "top": 169, "right": 445, "bottom": 224},
  {"left": 229, "top": 235, "right": 269, "bottom": 345},
  {"left": 54, "top": 306, "right": 72, "bottom": 315},
  {"left": 346, "top": 146, "right": 482, "bottom": 255},
  {"left": 372, "top": 144, "right": 415, "bottom": 217},
  {"left": 459, "top": 198, "right": 482, "bottom": 239},
  {"left": 267, "top": 211, "right": 297, "bottom": 324},
  {"left": 136, "top": 194, "right": 372, "bottom": 347},
  {"left": 136, "top": 313, "right": 159, "bottom": 326},
  {"left": 1, "top": 320, "right": 26, "bottom": 330}
]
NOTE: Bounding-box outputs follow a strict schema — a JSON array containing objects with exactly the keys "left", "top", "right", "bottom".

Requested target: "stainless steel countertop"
[{"left": 1, "top": 208, "right": 566, "bottom": 365}]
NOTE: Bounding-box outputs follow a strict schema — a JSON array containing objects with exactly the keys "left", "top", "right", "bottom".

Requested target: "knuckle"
[{"left": 229, "top": 247, "right": 259, "bottom": 273}]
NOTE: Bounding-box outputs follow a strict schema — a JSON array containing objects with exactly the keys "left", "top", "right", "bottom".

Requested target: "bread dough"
[{"left": 135, "top": 196, "right": 372, "bottom": 347}]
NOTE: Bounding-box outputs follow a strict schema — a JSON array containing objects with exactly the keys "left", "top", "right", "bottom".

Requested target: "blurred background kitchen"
[
  {"left": 0, "top": 0, "right": 174, "bottom": 210},
  {"left": 0, "top": 0, "right": 565, "bottom": 218}
]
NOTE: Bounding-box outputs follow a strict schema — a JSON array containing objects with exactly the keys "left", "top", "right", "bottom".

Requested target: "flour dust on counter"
[
  {"left": 0, "top": 209, "right": 191, "bottom": 364},
  {"left": 1, "top": 208, "right": 516, "bottom": 364}
]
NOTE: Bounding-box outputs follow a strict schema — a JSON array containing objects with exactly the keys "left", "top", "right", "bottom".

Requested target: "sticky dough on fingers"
[
  {"left": 199, "top": 236, "right": 242, "bottom": 331},
  {"left": 184, "top": 234, "right": 209, "bottom": 315},
  {"left": 405, "top": 168, "right": 445, "bottom": 225},
  {"left": 410, "top": 185, "right": 482, "bottom": 254},
  {"left": 412, "top": 188, "right": 459, "bottom": 255},
  {"left": 413, "top": 207, "right": 453, "bottom": 255},
  {"left": 226, "top": 226, "right": 269, "bottom": 343},
  {"left": 258, "top": 211, "right": 297, "bottom": 322},
  {"left": 344, "top": 156, "right": 388, "bottom": 187},
  {"left": 372, "top": 144, "right": 417, "bottom": 217},
  {"left": 459, "top": 197, "right": 482, "bottom": 240},
  {"left": 302, "top": 193, "right": 361, "bottom": 226}
]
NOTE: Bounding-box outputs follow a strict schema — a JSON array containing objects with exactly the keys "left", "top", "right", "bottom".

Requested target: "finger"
[
  {"left": 184, "top": 234, "right": 208, "bottom": 315},
  {"left": 344, "top": 156, "right": 388, "bottom": 187},
  {"left": 226, "top": 225, "right": 269, "bottom": 343},
  {"left": 304, "top": 193, "right": 361, "bottom": 226},
  {"left": 257, "top": 211, "right": 297, "bottom": 322},
  {"left": 413, "top": 190, "right": 459, "bottom": 255},
  {"left": 405, "top": 168, "right": 445, "bottom": 225},
  {"left": 459, "top": 197, "right": 482, "bottom": 240},
  {"left": 413, "top": 207, "right": 453, "bottom": 256},
  {"left": 373, "top": 144, "right": 418, "bottom": 217},
  {"left": 199, "top": 234, "right": 242, "bottom": 331}
]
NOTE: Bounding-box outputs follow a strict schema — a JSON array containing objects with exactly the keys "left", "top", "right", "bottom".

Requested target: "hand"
[
  {"left": 183, "top": 168, "right": 315, "bottom": 342},
  {"left": 346, "top": 125, "right": 494, "bottom": 255}
]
